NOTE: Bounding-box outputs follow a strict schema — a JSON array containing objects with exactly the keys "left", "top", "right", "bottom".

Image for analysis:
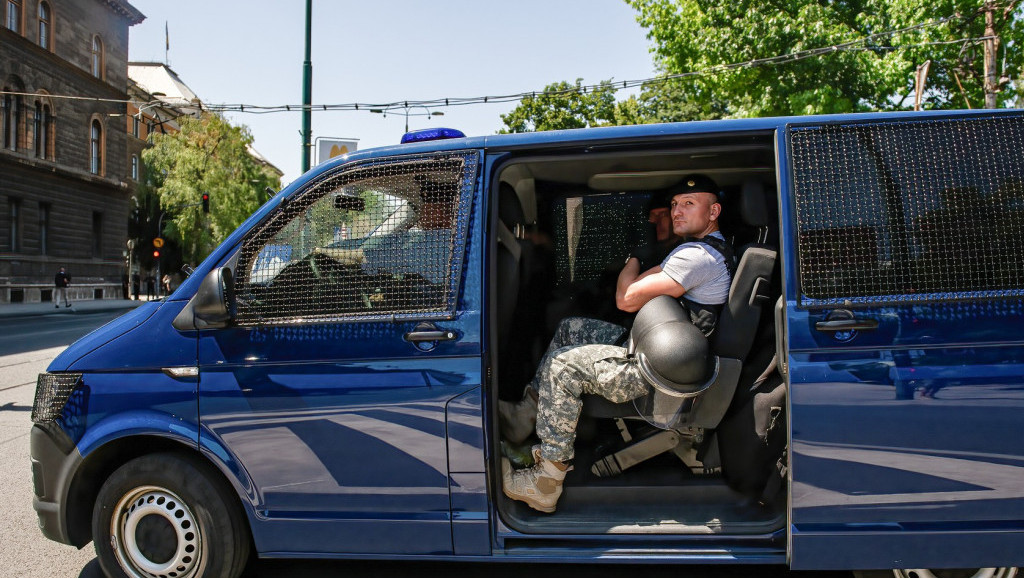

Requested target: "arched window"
[
  {"left": 4, "top": 0, "right": 21, "bottom": 33},
  {"left": 33, "top": 100, "right": 42, "bottom": 156},
  {"left": 91, "top": 35, "right": 104, "bottom": 79},
  {"left": 90, "top": 119, "right": 103, "bottom": 174},
  {"left": 32, "top": 96, "right": 53, "bottom": 159},
  {"left": 43, "top": 103, "right": 54, "bottom": 159},
  {"left": 37, "top": 2, "right": 51, "bottom": 50},
  {"left": 2, "top": 88, "right": 21, "bottom": 151}
]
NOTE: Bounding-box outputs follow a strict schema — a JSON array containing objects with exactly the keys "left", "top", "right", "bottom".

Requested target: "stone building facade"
[{"left": 1, "top": 0, "right": 144, "bottom": 303}]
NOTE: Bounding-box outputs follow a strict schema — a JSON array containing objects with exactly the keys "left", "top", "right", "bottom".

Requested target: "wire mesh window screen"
[
  {"left": 791, "top": 115, "right": 1024, "bottom": 304},
  {"left": 236, "top": 152, "right": 477, "bottom": 325},
  {"left": 549, "top": 193, "right": 649, "bottom": 285}
]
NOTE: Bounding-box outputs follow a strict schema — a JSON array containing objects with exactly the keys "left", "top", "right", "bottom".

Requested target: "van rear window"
[{"left": 790, "top": 115, "right": 1024, "bottom": 305}]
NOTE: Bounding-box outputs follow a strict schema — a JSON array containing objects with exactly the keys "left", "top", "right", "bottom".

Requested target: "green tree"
[
  {"left": 498, "top": 77, "right": 728, "bottom": 133},
  {"left": 626, "top": 0, "right": 1023, "bottom": 116},
  {"left": 142, "top": 113, "right": 280, "bottom": 265},
  {"left": 500, "top": 79, "right": 622, "bottom": 132},
  {"left": 634, "top": 78, "right": 729, "bottom": 122}
]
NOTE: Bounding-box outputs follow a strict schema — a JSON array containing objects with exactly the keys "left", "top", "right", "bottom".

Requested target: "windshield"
[{"left": 249, "top": 183, "right": 415, "bottom": 284}]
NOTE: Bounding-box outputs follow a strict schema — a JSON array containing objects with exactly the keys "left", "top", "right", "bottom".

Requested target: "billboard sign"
[{"left": 316, "top": 138, "right": 359, "bottom": 166}]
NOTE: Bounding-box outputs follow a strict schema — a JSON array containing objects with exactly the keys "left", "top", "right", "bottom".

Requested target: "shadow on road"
[{"left": 77, "top": 556, "right": 853, "bottom": 578}]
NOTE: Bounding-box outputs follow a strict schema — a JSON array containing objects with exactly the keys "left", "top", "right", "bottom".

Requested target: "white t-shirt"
[{"left": 659, "top": 232, "right": 731, "bottom": 305}]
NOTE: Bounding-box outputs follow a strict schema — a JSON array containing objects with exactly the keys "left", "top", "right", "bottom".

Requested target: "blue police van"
[{"left": 30, "top": 110, "right": 1024, "bottom": 578}]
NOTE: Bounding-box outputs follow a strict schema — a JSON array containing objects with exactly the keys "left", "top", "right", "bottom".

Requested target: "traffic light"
[
  {"left": 153, "top": 249, "right": 160, "bottom": 259},
  {"left": 202, "top": 192, "right": 210, "bottom": 213}
]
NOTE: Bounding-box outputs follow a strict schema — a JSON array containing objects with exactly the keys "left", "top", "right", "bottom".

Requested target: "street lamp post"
[
  {"left": 126, "top": 239, "right": 136, "bottom": 299},
  {"left": 301, "top": 0, "right": 313, "bottom": 173},
  {"left": 370, "top": 106, "right": 444, "bottom": 133}
]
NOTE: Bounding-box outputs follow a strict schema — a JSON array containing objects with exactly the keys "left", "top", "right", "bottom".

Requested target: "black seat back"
[
  {"left": 712, "top": 180, "right": 776, "bottom": 361},
  {"left": 497, "top": 182, "right": 527, "bottom": 348}
]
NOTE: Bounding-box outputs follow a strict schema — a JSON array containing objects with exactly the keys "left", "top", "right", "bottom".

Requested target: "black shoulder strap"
[{"left": 690, "top": 235, "right": 736, "bottom": 277}]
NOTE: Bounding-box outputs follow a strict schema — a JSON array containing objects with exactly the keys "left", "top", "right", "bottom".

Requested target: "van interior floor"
[{"left": 499, "top": 442, "right": 783, "bottom": 535}]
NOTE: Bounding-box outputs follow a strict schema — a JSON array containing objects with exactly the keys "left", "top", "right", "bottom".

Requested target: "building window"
[
  {"left": 37, "top": 2, "right": 50, "bottom": 49},
  {"left": 4, "top": 0, "right": 20, "bottom": 33},
  {"left": 131, "top": 154, "right": 138, "bottom": 180},
  {"left": 91, "top": 35, "right": 104, "bottom": 78},
  {"left": 43, "top": 104, "right": 53, "bottom": 159},
  {"left": 90, "top": 119, "right": 103, "bottom": 174},
  {"left": 92, "top": 211, "right": 103, "bottom": 257},
  {"left": 9, "top": 198, "right": 21, "bottom": 253},
  {"left": 33, "top": 100, "right": 45, "bottom": 157},
  {"left": 132, "top": 115, "right": 140, "bottom": 138},
  {"left": 39, "top": 202, "right": 50, "bottom": 255},
  {"left": 2, "top": 89, "right": 20, "bottom": 151}
]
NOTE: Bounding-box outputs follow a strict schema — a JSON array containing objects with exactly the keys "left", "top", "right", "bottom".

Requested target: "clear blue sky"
[{"left": 126, "top": 1, "right": 659, "bottom": 186}]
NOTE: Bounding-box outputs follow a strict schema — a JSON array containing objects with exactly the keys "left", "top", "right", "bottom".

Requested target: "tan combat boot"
[{"left": 501, "top": 445, "right": 570, "bottom": 513}]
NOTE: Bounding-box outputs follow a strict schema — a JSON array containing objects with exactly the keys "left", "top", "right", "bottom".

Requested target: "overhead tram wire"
[{"left": 1, "top": 15, "right": 977, "bottom": 116}]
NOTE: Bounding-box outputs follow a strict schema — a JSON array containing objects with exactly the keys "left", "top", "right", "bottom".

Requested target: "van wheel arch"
[
  {"left": 66, "top": 436, "right": 248, "bottom": 551},
  {"left": 91, "top": 452, "right": 251, "bottom": 578}
]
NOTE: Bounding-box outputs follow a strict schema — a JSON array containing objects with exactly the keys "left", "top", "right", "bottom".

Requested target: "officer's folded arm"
[{"left": 616, "top": 266, "right": 686, "bottom": 313}]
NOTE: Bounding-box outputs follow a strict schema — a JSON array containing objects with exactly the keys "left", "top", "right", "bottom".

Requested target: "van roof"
[{"left": 312, "top": 109, "right": 1021, "bottom": 178}]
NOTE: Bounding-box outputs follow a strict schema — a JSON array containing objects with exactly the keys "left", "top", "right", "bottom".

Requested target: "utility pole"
[
  {"left": 301, "top": 0, "right": 313, "bottom": 172},
  {"left": 983, "top": 1, "right": 999, "bottom": 109}
]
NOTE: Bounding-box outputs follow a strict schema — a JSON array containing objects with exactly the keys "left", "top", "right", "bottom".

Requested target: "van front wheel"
[
  {"left": 855, "top": 569, "right": 1018, "bottom": 578},
  {"left": 92, "top": 453, "right": 250, "bottom": 578}
]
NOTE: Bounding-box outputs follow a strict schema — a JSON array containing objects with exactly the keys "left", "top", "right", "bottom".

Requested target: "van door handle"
[
  {"left": 815, "top": 318, "right": 879, "bottom": 332},
  {"left": 404, "top": 322, "right": 458, "bottom": 343}
]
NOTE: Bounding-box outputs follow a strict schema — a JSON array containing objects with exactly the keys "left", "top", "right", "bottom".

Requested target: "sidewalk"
[{"left": 0, "top": 297, "right": 156, "bottom": 320}]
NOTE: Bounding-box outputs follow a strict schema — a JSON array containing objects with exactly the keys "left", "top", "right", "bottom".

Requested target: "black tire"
[
  {"left": 855, "top": 570, "right": 1019, "bottom": 578},
  {"left": 92, "top": 452, "right": 251, "bottom": 578}
]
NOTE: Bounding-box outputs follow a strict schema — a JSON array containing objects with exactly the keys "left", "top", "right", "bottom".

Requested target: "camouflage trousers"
[{"left": 530, "top": 317, "right": 649, "bottom": 463}]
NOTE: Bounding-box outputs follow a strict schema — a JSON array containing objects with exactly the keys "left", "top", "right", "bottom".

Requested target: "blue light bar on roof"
[{"left": 400, "top": 127, "right": 466, "bottom": 144}]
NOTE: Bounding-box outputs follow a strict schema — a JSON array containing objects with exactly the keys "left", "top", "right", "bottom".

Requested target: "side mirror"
[
  {"left": 334, "top": 193, "right": 365, "bottom": 212},
  {"left": 195, "top": 267, "right": 235, "bottom": 325},
  {"left": 171, "top": 267, "right": 235, "bottom": 330}
]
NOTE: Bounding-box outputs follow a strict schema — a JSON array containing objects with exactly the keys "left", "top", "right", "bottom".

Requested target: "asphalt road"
[
  {"left": 0, "top": 311, "right": 850, "bottom": 578},
  {"left": 0, "top": 309, "right": 128, "bottom": 356}
]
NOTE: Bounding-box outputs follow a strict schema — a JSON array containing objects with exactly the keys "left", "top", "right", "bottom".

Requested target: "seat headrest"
[
  {"left": 739, "top": 180, "right": 769, "bottom": 228},
  {"left": 498, "top": 182, "right": 526, "bottom": 230}
]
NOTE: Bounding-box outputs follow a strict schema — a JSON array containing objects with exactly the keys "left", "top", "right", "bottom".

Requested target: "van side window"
[
  {"left": 234, "top": 152, "right": 477, "bottom": 324},
  {"left": 791, "top": 116, "right": 1024, "bottom": 305}
]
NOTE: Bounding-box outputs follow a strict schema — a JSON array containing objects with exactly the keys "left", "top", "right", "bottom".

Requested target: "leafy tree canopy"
[
  {"left": 500, "top": 79, "right": 624, "bottom": 132},
  {"left": 141, "top": 113, "right": 280, "bottom": 265},
  {"left": 499, "top": 2, "right": 1022, "bottom": 133},
  {"left": 627, "top": 0, "right": 1023, "bottom": 115}
]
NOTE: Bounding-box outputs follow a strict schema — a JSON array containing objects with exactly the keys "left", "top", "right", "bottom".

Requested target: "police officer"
[{"left": 501, "top": 174, "right": 732, "bottom": 514}]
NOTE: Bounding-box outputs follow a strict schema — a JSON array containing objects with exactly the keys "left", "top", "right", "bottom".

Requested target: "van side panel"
[
  {"left": 784, "top": 114, "right": 1024, "bottom": 570},
  {"left": 447, "top": 387, "right": 489, "bottom": 556}
]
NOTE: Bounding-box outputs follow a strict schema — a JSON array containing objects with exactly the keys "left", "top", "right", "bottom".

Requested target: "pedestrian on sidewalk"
[{"left": 54, "top": 267, "right": 72, "bottom": 308}]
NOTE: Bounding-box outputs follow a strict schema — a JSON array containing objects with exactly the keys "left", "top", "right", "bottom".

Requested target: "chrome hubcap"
[{"left": 112, "top": 486, "right": 201, "bottom": 578}]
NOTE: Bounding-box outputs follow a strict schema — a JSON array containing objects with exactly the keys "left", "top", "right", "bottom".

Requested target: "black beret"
[{"left": 670, "top": 173, "right": 720, "bottom": 198}]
